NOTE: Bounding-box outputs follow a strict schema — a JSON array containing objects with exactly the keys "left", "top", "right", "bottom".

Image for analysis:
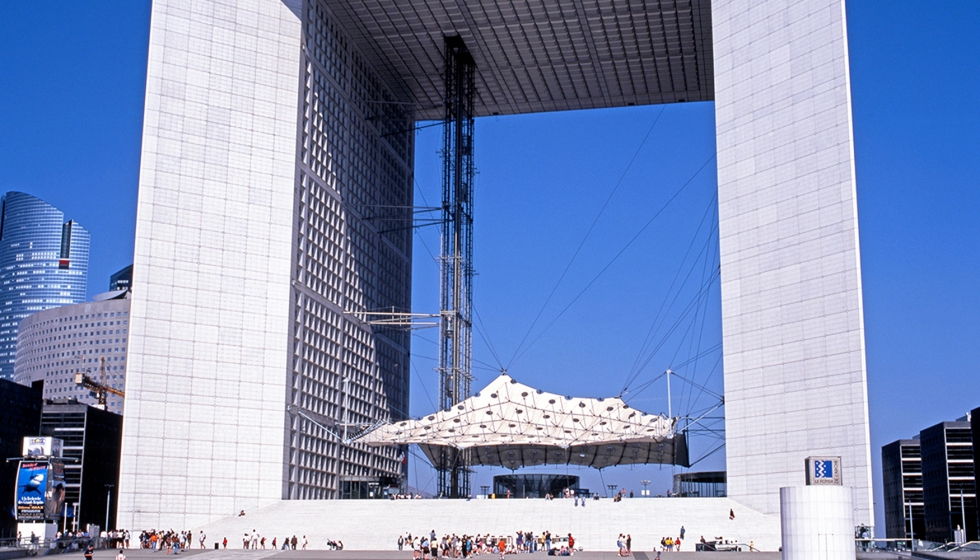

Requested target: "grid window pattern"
[
  {"left": 13, "top": 299, "right": 131, "bottom": 413},
  {"left": 118, "top": 0, "right": 302, "bottom": 530},
  {"left": 712, "top": 0, "right": 873, "bottom": 524},
  {"left": 921, "top": 423, "right": 978, "bottom": 542},
  {"left": 328, "top": 0, "right": 714, "bottom": 118},
  {"left": 882, "top": 439, "right": 924, "bottom": 540},
  {"left": 0, "top": 192, "right": 90, "bottom": 380},
  {"left": 287, "top": 0, "right": 412, "bottom": 500}
]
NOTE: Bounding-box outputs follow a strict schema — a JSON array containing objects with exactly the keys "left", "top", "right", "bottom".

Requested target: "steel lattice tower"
[{"left": 437, "top": 35, "right": 475, "bottom": 499}]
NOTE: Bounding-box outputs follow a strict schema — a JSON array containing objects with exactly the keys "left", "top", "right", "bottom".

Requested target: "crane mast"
[{"left": 74, "top": 356, "right": 125, "bottom": 408}]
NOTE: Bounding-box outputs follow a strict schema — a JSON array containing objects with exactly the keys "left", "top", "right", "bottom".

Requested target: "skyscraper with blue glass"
[{"left": 0, "top": 192, "right": 89, "bottom": 379}]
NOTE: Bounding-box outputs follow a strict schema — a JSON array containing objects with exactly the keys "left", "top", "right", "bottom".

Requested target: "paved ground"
[{"left": 62, "top": 550, "right": 784, "bottom": 560}]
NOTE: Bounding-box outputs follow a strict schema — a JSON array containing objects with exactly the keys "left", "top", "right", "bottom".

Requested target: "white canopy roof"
[{"left": 361, "top": 373, "right": 688, "bottom": 469}]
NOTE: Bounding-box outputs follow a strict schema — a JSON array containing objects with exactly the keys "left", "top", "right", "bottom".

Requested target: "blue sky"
[{"left": 1, "top": 1, "right": 977, "bottom": 526}]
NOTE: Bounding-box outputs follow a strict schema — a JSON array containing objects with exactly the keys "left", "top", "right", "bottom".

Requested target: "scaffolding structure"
[{"left": 437, "top": 35, "right": 475, "bottom": 498}]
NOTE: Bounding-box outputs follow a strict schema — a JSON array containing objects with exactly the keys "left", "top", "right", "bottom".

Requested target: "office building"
[
  {"left": 13, "top": 292, "right": 130, "bottom": 413},
  {"left": 881, "top": 439, "right": 924, "bottom": 541},
  {"left": 120, "top": 0, "right": 872, "bottom": 530},
  {"left": 0, "top": 192, "right": 89, "bottom": 380},
  {"left": 0, "top": 379, "right": 43, "bottom": 537},
  {"left": 920, "top": 420, "right": 977, "bottom": 543},
  {"left": 40, "top": 401, "right": 122, "bottom": 531},
  {"left": 109, "top": 265, "right": 133, "bottom": 293}
]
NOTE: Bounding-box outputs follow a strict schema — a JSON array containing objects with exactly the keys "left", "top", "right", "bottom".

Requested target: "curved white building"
[{"left": 13, "top": 291, "right": 130, "bottom": 413}]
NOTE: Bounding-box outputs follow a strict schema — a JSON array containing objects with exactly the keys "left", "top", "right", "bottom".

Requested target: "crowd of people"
[
  {"left": 615, "top": 534, "right": 631, "bottom": 556},
  {"left": 657, "top": 536, "right": 682, "bottom": 552},
  {"left": 235, "top": 530, "right": 322, "bottom": 551},
  {"left": 136, "top": 530, "right": 195, "bottom": 552},
  {"left": 398, "top": 530, "right": 576, "bottom": 558}
]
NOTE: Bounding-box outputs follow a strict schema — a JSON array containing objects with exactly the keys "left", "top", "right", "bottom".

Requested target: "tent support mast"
[{"left": 438, "top": 35, "right": 475, "bottom": 499}]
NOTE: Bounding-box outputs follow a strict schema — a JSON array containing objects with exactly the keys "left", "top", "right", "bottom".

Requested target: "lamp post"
[
  {"left": 906, "top": 500, "right": 914, "bottom": 551},
  {"left": 104, "top": 484, "right": 114, "bottom": 532},
  {"left": 640, "top": 480, "right": 651, "bottom": 497},
  {"left": 607, "top": 484, "right": 617, "bottom": 498}
]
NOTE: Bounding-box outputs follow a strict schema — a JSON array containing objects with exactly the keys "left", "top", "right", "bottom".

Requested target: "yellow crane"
[{"left": 74, "top": 356, "right": 124, "bottom": 408}]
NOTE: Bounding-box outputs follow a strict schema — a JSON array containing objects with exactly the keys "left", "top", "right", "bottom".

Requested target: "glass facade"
[
  {"left": 493, "top": 474, "right": 581, "bottom": 499},
  {"left": 0, "top": 192, "right": 89, "bottom": 379},
  {"left": 673, "top": 471, "right": 727, "bottom": 497}
]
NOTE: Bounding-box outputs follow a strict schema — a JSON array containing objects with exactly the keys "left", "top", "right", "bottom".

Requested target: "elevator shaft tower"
[{"left": 437, "top": 36, "right": 475, "bottom": 499}]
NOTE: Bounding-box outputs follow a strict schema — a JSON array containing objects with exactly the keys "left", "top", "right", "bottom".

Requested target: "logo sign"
[
  {"left": 22, "top": 437, "right": 63, "bottom": 458},
  {"left": 805, "top": 456, "right": 842, "bottom": 486}
]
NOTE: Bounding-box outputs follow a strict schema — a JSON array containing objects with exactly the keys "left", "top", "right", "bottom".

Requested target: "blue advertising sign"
[
  {"left": 14, "top": 460, "right": 65, "bottom": 521},
  {"left": 15, "top": 462, "right": 47, "bottom": 520}
]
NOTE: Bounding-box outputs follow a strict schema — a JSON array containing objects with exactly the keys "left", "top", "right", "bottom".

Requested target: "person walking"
[{"left": 626, "top": 534, "right": 631, "bottom": 556}]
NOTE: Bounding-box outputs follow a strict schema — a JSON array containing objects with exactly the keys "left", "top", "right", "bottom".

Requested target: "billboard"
[
  {"left": 15, "top": 461, "right": 66, "bottom": 521},
  {"left": 22, "top": 437, "right": 63, "bottom": 458}
]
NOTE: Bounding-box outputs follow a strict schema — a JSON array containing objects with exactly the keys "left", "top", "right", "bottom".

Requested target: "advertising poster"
[
  {"left": 15, "top": 461, "right": 47, "bottom": 521},
  {"left": 45, "top": 461, "right": 66, "bottom": 520}
]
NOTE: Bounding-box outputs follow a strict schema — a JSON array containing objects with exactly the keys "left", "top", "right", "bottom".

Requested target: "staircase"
[{"left": 194, "top": 497, "right": 780, "bottom": 552}]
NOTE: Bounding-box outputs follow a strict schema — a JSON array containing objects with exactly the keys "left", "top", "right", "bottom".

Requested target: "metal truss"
[{"left": 437, "top": 35, "right": 476, "bottom": 499}]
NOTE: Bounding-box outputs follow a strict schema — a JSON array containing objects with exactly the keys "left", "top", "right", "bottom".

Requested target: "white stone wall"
[
  {"left": 712, "top": 0, "right": 873, "bottom": 525},
  {"left": 781, "top": 486, "right": 856, "bottom": 560},
  {"left": 118, "top": 0, "right": 302, "bottom": 529}
]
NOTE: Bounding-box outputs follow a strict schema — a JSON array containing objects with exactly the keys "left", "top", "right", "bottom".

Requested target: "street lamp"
[
  {"left": 104, "top": 484, "right": 114, "bottom": 532},
  {"left": 906, "top": 500, "right": 914, "bottom": 551},
  {"left": 607, "top": 484, "right": 617, "bottom": 498},
  {"left": 640, "top": 480, "right": 651, "bottom": 497}
]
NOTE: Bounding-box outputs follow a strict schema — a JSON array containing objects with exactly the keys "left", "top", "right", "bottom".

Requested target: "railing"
[
  {"left": 0, "top": 536, "right": 56, "bottom": 556},
  {"left": 854, "top": 537, "right": 980, "bottom": 552}
]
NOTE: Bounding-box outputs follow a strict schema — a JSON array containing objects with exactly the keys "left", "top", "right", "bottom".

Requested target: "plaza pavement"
[{"left": 85, "top": 551, "right": 783, "bottom": 560}]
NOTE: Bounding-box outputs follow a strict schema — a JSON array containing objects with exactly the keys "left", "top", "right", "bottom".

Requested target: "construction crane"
[{"left": 74, "top": 356, "right": 124, "bottom": 408}]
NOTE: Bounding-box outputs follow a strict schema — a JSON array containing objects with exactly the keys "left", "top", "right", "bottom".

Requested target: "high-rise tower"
[{"left": 0, "top": 192, "right": 89, "bottom": 379}]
